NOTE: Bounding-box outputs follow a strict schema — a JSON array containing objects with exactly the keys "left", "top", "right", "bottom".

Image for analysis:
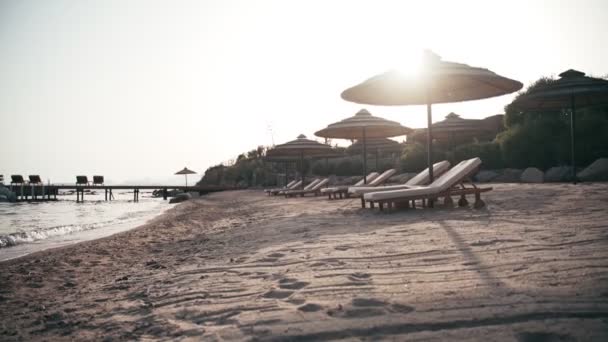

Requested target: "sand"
[{"left": 1, "top": 183, "right": 608, "bottom": 341}]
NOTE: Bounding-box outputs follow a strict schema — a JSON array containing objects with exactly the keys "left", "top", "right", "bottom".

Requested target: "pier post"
[
  {"left": 163, "top": 188, "right": 167, "bottom": 200},
  {"left": 105, "top": 188, "right": 108, "bottom": 201},
  {"left": 31, "top": 184, "right": 35, "bottom": 201}
]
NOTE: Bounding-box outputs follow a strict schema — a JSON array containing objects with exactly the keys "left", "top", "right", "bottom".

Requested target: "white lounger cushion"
[
  {"left": 265, "top": 179, "right": 298, "bottom": 192},
  {"left": 346, "top": 169, "right": 396, "bottom": 194},
  {"left": 320, "top": 172, "right": 380, "bottom": 194},
  {"left": 277, "top": 180, "right": 302, "bottom": 194},
  {"left": 303, "top": 178, "right": 321, "bottom": 190},
  {"left": 364, "top": 158, "right": 481, "bottom": 202},
  {"left": 311, "top": 178, "right": 329, "bottom": 190},
  {"left": 349, "top": 161, "right": 450, "bottom": 195}
]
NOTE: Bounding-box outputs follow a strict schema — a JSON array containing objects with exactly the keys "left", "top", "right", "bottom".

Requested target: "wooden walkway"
[{"left": 6, "top": 184, "right": 237, "bottom": 202}]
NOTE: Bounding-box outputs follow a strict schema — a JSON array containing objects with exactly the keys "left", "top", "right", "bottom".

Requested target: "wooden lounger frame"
[
  {"left": 327, "top": 187, "right": 351, "bottom": 200},
  {"left": 285, "top": 188, "right": 325, "bottom": 198},
  {"left": 365, "top": 167, "right": 492, "bottom": 211}
]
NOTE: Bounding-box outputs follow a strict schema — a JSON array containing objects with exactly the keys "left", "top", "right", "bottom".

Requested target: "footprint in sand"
[
  {"left": 258, "top": 252, "right": 286, "bottom": 263},
  {"left": 278, "top": 278, "right": 309, "bottom": 290},
  {"left": 267, "top": 252, "right": 285, "bottom": 258},
  {"left": 298, "top": 303, "right": 323, "bottom": 312},
  {"left": 330, "top": 298, "right": 414, "bottom": 318},
  {"left": 262, "top": 290, "right": 293, "bottom": 299},
  {"left": 334, "top": 245, "right": 350, "bottom": 251},
  {"left": 516, "top": 332, "right": 574, "bottom": 342},
  {"left": 348, "top": 272, "right": 372, "bottom": 284}
]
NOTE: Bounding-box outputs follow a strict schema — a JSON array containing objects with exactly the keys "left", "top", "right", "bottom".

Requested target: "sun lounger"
[
  {"left": 348, "top": 168, "right": 397, "bottom": 191},
  {"left": 364, "top": 157, "right": 491, "bottom": 211},
  {"left": 267, "top": 180, "right": 302, "bottom": 196},
  {"left": 265, "top": 180, "right": 298, "bottom": 195},
  {"left": 93, "top": 175, "right": 104, "bottom": 186},
  {"left": 11, "top": 175, "right": 25, "bottom": 185},
  {"left": 76, "top": 175, "right": 90, "bottom": 186},
  {"left": 28, "top": 175, "right": 43, "bottom": 185},
  {"left": 350, "top": 161, "right": 451, "bottom": 207},
  {"left": 284, "top": 178, "right": 330, "bottom": 197},
  {"left": 276, "top": 179, "right": 319, "bottom": 195},
  {"left": 320, "top": 172, "right": 380, "bottom": 199}
]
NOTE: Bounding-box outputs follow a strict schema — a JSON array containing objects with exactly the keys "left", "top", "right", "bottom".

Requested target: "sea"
[{"left": 0, "top": 190, "right": 174, "bottom": 261}]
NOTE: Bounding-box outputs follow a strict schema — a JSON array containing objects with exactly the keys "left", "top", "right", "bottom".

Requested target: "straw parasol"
[
  {"left": 175, "top": 167, "right": 197, "bottom": 187},
  {"left": 315, "top": 109, "right": 411, "bottom": 183},
  {"left": 266, "top": 134, "right": 337, "bottom": 189},
  {"left": 346, "top": 137, "right": 403, "bottom": 170},
  {"left": 341, "top": 51, "right": 522, "bottom": 182},
  {"left": 411, "top": 112, "right": 494, "bottom": 147},
  {"left": 511, "top": 69, "right": 608, "bottom": 183}
]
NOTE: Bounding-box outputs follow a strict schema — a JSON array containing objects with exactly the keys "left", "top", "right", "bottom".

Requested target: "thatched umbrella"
[
  {"left": 341, "top": 51, "right": 522, "bottom": 182},
  {"left": 511, "top": 69, "right": 608, "bottom": 183},
  {"left": 411, "top": 112, "right": 494, "bottom": 148},
  {"left": 266, "top": 134, "right": 337, "bottom": 189},
  {"left": 315, "top": 109, "right": 411, "bottom": 184},
  {"left": 346, "top": 137, "right": 403, "bottom": 170},
  {"left": 175, "top": 167, "right": 197, "bottom": 187}
]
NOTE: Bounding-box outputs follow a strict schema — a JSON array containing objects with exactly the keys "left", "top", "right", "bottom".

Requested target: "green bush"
[
  {"left": 399, "top": 142, "right": 447, "bottom": 172},
  {"left": 452, "top": 141, "right": 504, "bottom": 169}
]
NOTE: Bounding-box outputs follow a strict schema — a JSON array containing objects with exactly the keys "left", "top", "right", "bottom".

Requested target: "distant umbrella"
[
  {"left": 512, "top": 69, "right": 608, "bottom": 183},
  {"left": 341, "top": 51, "right": 522, "bottom": 182},
  {"left": 315, "top": 109, "right": 411, "bottom": 183},
  {"left": 411, "top": 112, "right": 494, "bottom": 148},
  {"left": 175, "top": 167, "right": 197, "bottom": 187},
  {"left": 266, "top": 134, "right": 338, "bottom": 189},
  {"left": 345, "top": 137, "right": 403, "bottom": 170}
]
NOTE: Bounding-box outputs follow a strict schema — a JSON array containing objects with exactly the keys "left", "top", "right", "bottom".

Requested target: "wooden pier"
[{"left": 6, "top": 184, "right": 236, "bottom": 203}]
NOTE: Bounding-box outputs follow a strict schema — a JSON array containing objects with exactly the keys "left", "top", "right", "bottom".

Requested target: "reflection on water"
[{"left": 0, "top": 191, "right": 174, "bottom": 261}]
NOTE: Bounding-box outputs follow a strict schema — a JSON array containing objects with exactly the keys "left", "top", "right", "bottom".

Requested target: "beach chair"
[
  {"left": 270, "top": 180, "right": 303, "bottom": 195},
  {"left": 265, "top": 179, "right": 298, "bottom": 195},
  {"left": 320, "top": 172, "right": 380, "bottom": 199},
  {"left": 364, "top": 157, "right": 492, "bottom": 211},
  {"left": 349, "top": 161, "right": 451, "bottom": 208},
  {"left": 11, "top": 175, "right": 25, "bottom": 185},
  {"left": 284, "top": 178, "right": 330, "bottom": 197},
  {"left": 29, "top": 175, "right": 43, "bottom": 185},
  {"left": 76, "top": 175, "right": 90, "bottom": 186},
  {"left": 336, "top": 168, "right": 396, "bottom": 202},
  {"left": 93, "top": 175, "right": 104, "bottom": 186}
]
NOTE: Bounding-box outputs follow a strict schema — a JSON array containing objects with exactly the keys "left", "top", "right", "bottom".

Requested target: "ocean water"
[{"left": 0, "top": 191, "right": 174, "bottom": 261}]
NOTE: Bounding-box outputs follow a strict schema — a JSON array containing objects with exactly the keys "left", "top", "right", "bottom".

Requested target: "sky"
[{"left": 1, "top": 0, "right": 607, "bottom": 184}]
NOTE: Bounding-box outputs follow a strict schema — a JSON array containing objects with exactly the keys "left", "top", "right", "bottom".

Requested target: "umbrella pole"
[
  {"left": 185, "top": 174, "right": 188, "bottom": 187},
  {"left": 363, "top": 127, "right": 367, "bottom": 184},
  {"left": 426, "top": 102, "right": 434, "bottom": 183},
  {"left": 300, "top": 151, "right": 304, "bottom": 189},
  {"left": 376, "top": 148, "right": 379, "bottom": 171},
  {"left": 571, "top": 95, "right": 577, "bottom": 184}
]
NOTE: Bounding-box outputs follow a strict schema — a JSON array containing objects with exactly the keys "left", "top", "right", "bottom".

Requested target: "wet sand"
[{"left": 1, "top": 183, "right": 608, "bottom": 341}]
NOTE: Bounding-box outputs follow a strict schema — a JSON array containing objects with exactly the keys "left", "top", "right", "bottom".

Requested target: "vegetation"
[{"left": 199, "top": 76, "right": 608, "bottom": 187}]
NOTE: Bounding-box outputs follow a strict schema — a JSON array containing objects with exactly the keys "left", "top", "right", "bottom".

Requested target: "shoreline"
[
  {"left": 0, "top": 195, "right": 174, "bottom": 265},
  {"left": 1, "top": 185, "right": 607, "bottom": 341}
]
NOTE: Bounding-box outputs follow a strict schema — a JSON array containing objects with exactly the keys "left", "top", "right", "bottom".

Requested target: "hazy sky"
[{"left": 1, "top": 0, "right": 607, "bottom": 183}]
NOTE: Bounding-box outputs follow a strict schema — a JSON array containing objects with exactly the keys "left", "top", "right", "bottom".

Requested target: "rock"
[
  {"left": 521, "top": 167, "right": 544, "bottom": 183},
  {"left": 0, "top": 186, "right": 16, "bottom": 202},
  {"left": 169, "top": 192, "right": 192, "bottom": 204},
  {"left": 474, "top": 170, "right": 499, "bottom": 183},
  {"left": 493, "top": 169, "right": 523, "bottom": 183},
  {"left": 578, "top": 158, "right": 608, "bottom": 181},
  {"left": 545, "top": 166, "right": 573, "bottom": 182}
]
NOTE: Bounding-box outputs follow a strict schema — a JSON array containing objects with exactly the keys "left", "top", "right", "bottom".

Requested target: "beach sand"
[{"left": 1, "top": 183, "right": 608, "bottom": 341}]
